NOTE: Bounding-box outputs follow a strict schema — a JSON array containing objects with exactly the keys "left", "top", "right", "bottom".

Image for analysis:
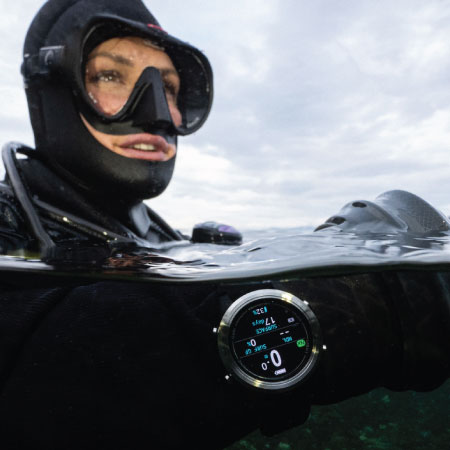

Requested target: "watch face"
[{"left": 218, "top": 289, "right": 322, "bottom": 391}]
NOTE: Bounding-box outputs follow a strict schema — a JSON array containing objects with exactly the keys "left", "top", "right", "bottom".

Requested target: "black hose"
[{"left": 2, "top": 143, "right": 55, "bottom": 254}]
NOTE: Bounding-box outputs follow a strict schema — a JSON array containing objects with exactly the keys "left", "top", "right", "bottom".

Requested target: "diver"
[
  {"left": 1, "top": 0, "right": 240, "bottom": 258},
  {"left": 0, "top": 1, "right": 448, "bottom": 450}
]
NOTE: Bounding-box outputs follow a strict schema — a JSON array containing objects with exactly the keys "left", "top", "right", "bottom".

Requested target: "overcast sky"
[{"left": 1, "top": 0, "right": 450, "bottom": 232}]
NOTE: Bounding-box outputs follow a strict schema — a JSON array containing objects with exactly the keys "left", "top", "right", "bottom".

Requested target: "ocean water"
[
  {"left": 5, "top": 225, "right": 450, "bottom": 282},
  {"left": 225, "top": 381, "right": 450, "bottom": 449},
  {"left": 1, "top": 226, "right": 449, "bottom": 449}
]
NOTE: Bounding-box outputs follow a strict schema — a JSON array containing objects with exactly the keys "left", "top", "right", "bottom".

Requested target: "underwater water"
[{"left": 225, "top": 380, "right": 450, "bottom": 449}]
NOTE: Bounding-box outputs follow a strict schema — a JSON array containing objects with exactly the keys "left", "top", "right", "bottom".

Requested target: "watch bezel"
[{"left": 217, "top": 289, "right": 322, "bottom": 391}]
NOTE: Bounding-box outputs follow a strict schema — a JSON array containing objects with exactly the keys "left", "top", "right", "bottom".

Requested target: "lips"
[
  {"left": 118, "top": 134, "right": 176, "bottom": 161},
  {"left": 81, "top": 115, "right": 177, "bottom": 162}
]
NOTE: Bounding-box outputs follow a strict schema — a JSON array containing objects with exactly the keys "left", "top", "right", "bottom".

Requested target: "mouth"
[
  {"left": 80, "top": 115, "right": 176, "bottom": 162},
  {"left": 118, "top": 134, "right": 176, "bottom": 161},
  {"left": 129, "top": 144, "right": 156, "bottom": 151}
]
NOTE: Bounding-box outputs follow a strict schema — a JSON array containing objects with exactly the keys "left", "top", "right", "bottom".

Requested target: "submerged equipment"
[
  {"left": 21, "top": 0, "right": 213, "bottom": 202},
  {"left": 216, "top": 289, "right": 322, "bottom": 391}
]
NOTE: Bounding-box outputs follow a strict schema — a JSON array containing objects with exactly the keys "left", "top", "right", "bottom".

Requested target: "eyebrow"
[
  {"left": 160, "top": 68, "right": 179, "bottom": 79},
  {"left": 87, "top": 52, "right": 134, "bottom": 66}
]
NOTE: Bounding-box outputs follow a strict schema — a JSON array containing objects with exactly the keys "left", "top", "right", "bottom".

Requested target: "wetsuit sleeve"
[
  {"left": 0, "top": 274, "right": 448, "bottom": 449},
  {"left": 0, "top": 282, "right": 271, "bottom": 450}
]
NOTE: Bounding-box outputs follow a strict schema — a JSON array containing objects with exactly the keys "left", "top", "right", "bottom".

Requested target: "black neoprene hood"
[{"left": 23, "top": 0, "right": 213, "bottom": 202}]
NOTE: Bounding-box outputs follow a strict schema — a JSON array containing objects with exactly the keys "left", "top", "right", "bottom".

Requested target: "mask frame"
[{"left": 22, "top": 14, "right": 214, "bottom": 137}]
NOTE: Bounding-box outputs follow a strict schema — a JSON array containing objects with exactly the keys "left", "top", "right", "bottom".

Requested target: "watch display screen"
[{"left": 231, "top": 299, "right": 312, "bottom": 381}]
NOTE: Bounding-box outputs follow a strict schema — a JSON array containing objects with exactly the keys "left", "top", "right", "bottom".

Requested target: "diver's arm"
[
  {"left": 278, "top": 271, "right": 450, "bottom": 406},
  {"left": 0, "top": 273, "right": 448, "bottom": 448},
  {"left": 0, "top": 282, "right": 260, "bottom": 449}
]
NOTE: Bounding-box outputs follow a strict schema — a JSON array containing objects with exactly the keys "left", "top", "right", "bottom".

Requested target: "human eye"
[
  {"left": 164, "top": 81, "right": 177, "bottom": 97},
  {"left": 87, "top": 69, "right": 124, "bottom": 85},
  {"left": 162, "top": 77, "right": 179, "bottom": 102}
]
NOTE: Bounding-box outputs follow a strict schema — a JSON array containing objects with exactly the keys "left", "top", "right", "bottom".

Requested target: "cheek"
[{"left": 86, "top": 87, "right": 127, "bottom": 116}]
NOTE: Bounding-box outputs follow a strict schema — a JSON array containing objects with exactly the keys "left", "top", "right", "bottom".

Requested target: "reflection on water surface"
[{"left": 3, "top": 227, "right": 450, "bottom": 282}]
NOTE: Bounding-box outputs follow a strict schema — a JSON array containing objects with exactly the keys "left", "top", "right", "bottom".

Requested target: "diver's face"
[{"left": 83, "top": 36, "right": 181, "bottom": 162}]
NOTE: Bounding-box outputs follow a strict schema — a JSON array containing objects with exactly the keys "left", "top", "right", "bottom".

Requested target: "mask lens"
[
  {"left": 84, "top": 55, "right": 132, "bottom": 116},
  {"left": 81, "top": 27, "right": 212, "bottom": 135},
  {"left": 83, "top": 37, "right": 182, "bottom": 125}
]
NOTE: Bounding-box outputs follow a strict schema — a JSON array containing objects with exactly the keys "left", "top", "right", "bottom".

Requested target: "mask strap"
[{"left": 22, "top": 46, "right": 66, "bottom": 80}]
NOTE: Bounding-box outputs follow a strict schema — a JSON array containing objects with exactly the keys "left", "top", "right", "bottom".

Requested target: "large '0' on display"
[{"left": 261, "top": 349, "right": 282, "bottom": 371}]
